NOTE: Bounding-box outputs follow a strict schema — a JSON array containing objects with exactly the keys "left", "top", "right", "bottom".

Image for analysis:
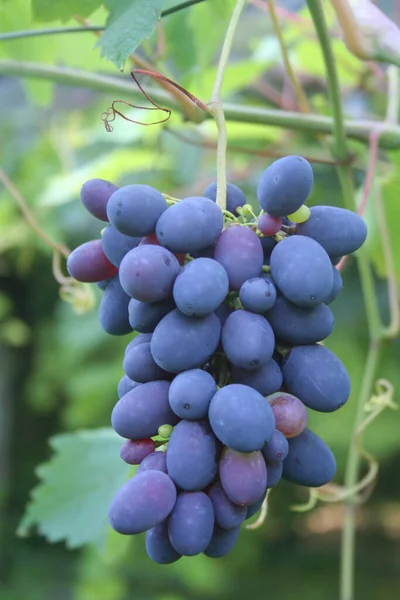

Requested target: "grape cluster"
[{"left": 68, "top": 155, "right": 367, "bottom": 563}]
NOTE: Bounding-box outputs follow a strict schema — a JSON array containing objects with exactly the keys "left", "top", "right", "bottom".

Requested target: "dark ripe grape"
[
  {"left": 111, "top": 380, "right": 178, "bottom": 439},
  {"left": 168, "top": 369, "right": 217, "bottom": 420},
  {"left": 156, "top": 197, "right": 223, "bottom": 253},
  {"left": 108, "top": 471, "right": 177, "bottom": 534},
  {"left": 267, "top": 392, "right": 308, "bottom": 438},
  {"left": 80, "top": 178, "right": 118, "bottom": 221},
  {"left": 173, "top": 258, "right": 229, "bottom": 317},
  {"left": 123, "top": 342, "right": 170, "bottom": 383},
  {"left": 270, "top": 236, "right": 333, "bottom": 307},
  {"left": 204, "top": 525, "right": 240, "bottom": 558},
  {"left": 262, "top": 429, "right": 289, "bottom": 462},
  {"left": 117, "top": 374, "right": 139, "bottom": 398},
  {"left": 128, "top": 297, "right": 175, "bottom": 334},
  {"left": 214, "top": 302, "right": 233, "bottom": 326},
  {"left": 258, "top": 213, "right": 282, "bottom": 236},
  {"left": 124, "top": 333, "right": 152, "bottom": 355},
  {"left": 325, "top": 267, "right": 343, "bottom": 305},
  {"left": 120, "top": 438, "right": 155, "bottom": 465},
  {"left": 146, "top": 522, "right": 181, "bottom": 564},
  {"left": 219, "top": 447, "right": 267, "bottom": 506},
  {"left": 239, "top": 276, "right": 277, "bottom": 313},
  {"left": 107, "top": 184, "right": 167, "bottom": 237},
  {"left": 204, "top": 181, "right": 246, "bottom": 215},
  {"left": 101, "top": 224, "right": 141, "bottom": 267},
  {"left": 96, "top": 279, "right": 111, "bottom": 291},
  {"left": 282, "top": 345, "right": 351, "bottom": 412},
  {"left": 168, "top": 492, "right": 214, "bottom": 556},
  {"left": 260, "top": 236, "right": 277, "bottom": 257},
  {"left": 209, "top": 384, "right": 275, "bottom": 452},
  {"left": 296, "top": 206, "right": 368, "bottom": 256},
  {"left": 266, "top": 460, "right": 283, "bottom": 488},
  {"left": 67, "top": 240, "right": 118, "bottom": 283},
  {"left": 330, "top": 255, "right": 342, "bottom": 266},
  {"left": 214, "top": 226, "right": 263, "bottom": 290},
  {"left": 119, "top": 245, "right": 180, "bottom": 303},
  {"left": 208, "top": 482, "right": 246, "bottom": 529},
  {"left": 151, "top": 309, "right": 221, "bottom": 374},
  {"left": 222, "top": 310, "right": 275, "bottom": 370},
  {"left": 245, "top": 489, "right": 267, "bottom": 520},
  {"left": 99, "top": 274, "right": 132, "bottom": 336},
  {"left": 231, "top": 359, "right": 282, "bottom": 396},
  {"left": 265, "top": 296, "right": 334, "bottom": 345},
  {"left": 282, "top": 428, "right": 336, "bottom": 487},
  {"left": 166, "top": 420, "right": 219, "bottom": 491},
  {"left": 257, "top": 155, "right": 313, "bottom": 217},
  {"left": 137, "top": 451, "right": 167, "bottom": 475}
]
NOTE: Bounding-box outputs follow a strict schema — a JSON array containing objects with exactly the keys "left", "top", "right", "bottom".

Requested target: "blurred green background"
[{"left": 0, "top": 1, "right": 400, "bottom": 599}]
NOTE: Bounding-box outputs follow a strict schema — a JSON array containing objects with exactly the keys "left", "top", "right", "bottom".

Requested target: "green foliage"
[
  {"left": 18, "top": 428, "right": 130, "bottom": 549},
  {"left": 96, "top": 0, "right": 166, "bottom": 68},
  {"left": 32, "top": 0, "right": 102, "bottom": 22}
]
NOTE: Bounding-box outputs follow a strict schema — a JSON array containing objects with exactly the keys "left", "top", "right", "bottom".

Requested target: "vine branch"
[{"left": 209, "top": 0, "right": 248, "bottom": 211}]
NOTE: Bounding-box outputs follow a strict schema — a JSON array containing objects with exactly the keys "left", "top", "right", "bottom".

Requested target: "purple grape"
[
  {"left": 208, "top": 482, "right": 246, "bottom": 529},
  {"left": 120, "top": 438, "right": 155, "bottom": 465},
  {"left": 111, "top": 381, "right": 179, "bottom": 439},
  {"left": 266, "top": 460, "right": 283, "bottom": 488},
  {"left": 239, "top": 276, "right": 277, "bottom": 313},
  {"left": 262, "top": 429, "right": 289, "bottom": 462},
  {"left": 258, "top": 213, "right": 282, "bottom": 236},
  {"left": 282, "top": 345, "right": 350, "bottom": 412},
  {"left": 267, "top": 392, "right": 308, "bottom": 438},
  {"left": 282, "top": 428, "right": 336, "bottom": 487},
  {"left": 204, "top": 525, "right": 240, "bottom": 558},
  {"left": 80, "top": 178, "right": 118, "bottom": 221},
  {"left": 219, "top": 447, "right": 267, "bottom": 506},
  {"left": 245, "top": 489, "right": 267, "bottom": 520},
  {"left": 137, "top": 451, "right": 167, "bottom": 475},
  {"left": 209, "top": 384, "right": 275, "bottom": 452},
  {"left": 214, "top": 226, "right": 263, "bottom": 290},
  {"left": 168, "top": 492, "right": 214, "bottom": 556},
  {"left": 166, "top": 420, "right": 219, "bottom": 491},
  {"left": 67, "top": 240, "right": 118, "bottom": 283},
  {"left": 325, "top": 266, "right": 343, "bottom": 304},
  {"left": 173, "top": 258, "right": 229, "bottom": 317},
  {"left": 168, "top": 369, "right": 217, "bottom": 420},
  {"left": 128, "top": 297, "right": 175, "bottom": 333},
  {"left": 151, "top": 309, "right": 221, "bottom": 374},
  {"left": 222, "top": 310, "right": 275, "bottom": 370},
  {"left": 296, "top": 206, "right": 367, "bottom": 256},
  {"left": 257, "top": 156, "right": 313, "bottom": 217},
  {"left": 107, "top": 184, "right": 167, "bottom": 237},
  {"left": 108, "top": 471, "right": 177, "bottom": 534},
  {"left": 156, "top": 197, "right": 223, "bottom": 254},
  {"left": 124, "top": 333, "right": 152, "bottom": 355},
  {"left": 231, "top": 359, "right": 282, "bottom": 396},
  {"left": 123, "top": 342, "right": 170, "bottom": 383},
  {"left": 146, "top": 522, "right": 181, "bottom": 564},
  {"left": 270, "top": 236, "right": 333, "bottom": 307},
  {"left": 101, "top": 224, "right": 141, "bottom": 267},
  {"left": 117, "top": 375, "right": 139, "bottom": 398},
  {"left": 99, "top": 274, "right": 132, "bottom": 336},
  {"left": 119, "top": 245, "right": 180, "bottom": 303}
]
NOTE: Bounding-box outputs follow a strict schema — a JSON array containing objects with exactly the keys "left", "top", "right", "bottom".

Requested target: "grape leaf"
[
  {"left": 32, "top": 0, "right": 102, "bottom": 22},
  {"left": 97, "top": 0, "right": 166, "bottom": 68},
  {"left": 18, "top": 428, "right": 130, "bottom": 549}
]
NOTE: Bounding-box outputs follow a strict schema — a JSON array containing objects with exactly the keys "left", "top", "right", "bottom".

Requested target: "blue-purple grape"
[
  {"left": 168, "top": 369, "right": 217, "bottom": 420},
  {"left": 99, "top": 274, "right": 132, "bottom": 336},
  {"left": 101, "top": 224, "right": 141, "bottom": 267},
  {"left": 204, "top": 525, "right": 240, "bottom": 558},
  {"left": 208, "top": 482, "right": 246, "bottom": 530},
  {"left": 219, "top": 447, "right": 267, "bottom": 506},
  {"left": 128, "top": 297, "right": 175, "bottom": 333},
  {"left": 214, "top": 226, "right": 263, "bottom": 290},
  {"left": 168, "top": 492, "right": 214, "bottom": 556},
  {"left": 209, "top": 384, "right": 275, "bottom": 452},
  {"left": 173, "top": 258, "right": 229, "bottom": 317},
  {"left": 239, "top": 276, "right": 277, "bottom": 313},
  {"left": 282, "top": 428, "right": 336, "bottom": 487},
  {"left": 262, "top": 429, "right": 289, "bottom": 462},
  {"left": 204, "top": 181, "right": 246, "bottom": 215},
  {"left": 107, "top": 184, "right": 167, "bottom": 237},
  {"left": 108, "top": 471, "right": 177, "bottom": 534},
  {"left": 137, "top": 451, "right": 167, "bottom": 475},
  {"left": 146, "top": 522, "right": 181, "bottom": 564},
  {"left": 80, "top": 178, "right": 118, "bottom": 222},
  {"left": 117, "top": 374, "right": 139, "bottom": 398},
  {"left": 231, "top": 359, "right": 282, "bottom": 396},
  {"left": 221, "top": 310, "right": 275, "bottom": 370},
  {"left": 123, "top": 342, "right": 170, "bottom": 383}
]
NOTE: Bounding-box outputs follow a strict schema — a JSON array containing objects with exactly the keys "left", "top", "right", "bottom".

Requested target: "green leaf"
[
  {"left": 18, "top": 428, "right": 130, "bottom": 549},
  {"left": 97, "top": 0, "right": 166, "bottom": 68},
  {"left": 32, "top": 0, "right": 102, "bottom": 22}
]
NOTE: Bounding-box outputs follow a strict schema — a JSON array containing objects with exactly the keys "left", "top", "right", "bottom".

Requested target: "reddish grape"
[
  {"left": 139, "top": 233, "right": 186, "bottom": 265},
  {"left": 67, "top": 240, "right": 118, "bottom": 282},
  {"left": 266, "top": 391, "right": 308, "bottom": 438},
  {"left": 120, "top": 438, "right": 155, "bottom": 465},
  {"left": 258, "top": 213, "right": 282, "bottom": 236}
]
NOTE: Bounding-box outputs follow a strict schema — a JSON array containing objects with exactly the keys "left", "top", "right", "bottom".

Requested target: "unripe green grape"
[
  {"left": 287, "top": 205, "right": 311, "bottom": 223},
  {"left": 158, "top": 424, "right": 174, "bottom": 439}
]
